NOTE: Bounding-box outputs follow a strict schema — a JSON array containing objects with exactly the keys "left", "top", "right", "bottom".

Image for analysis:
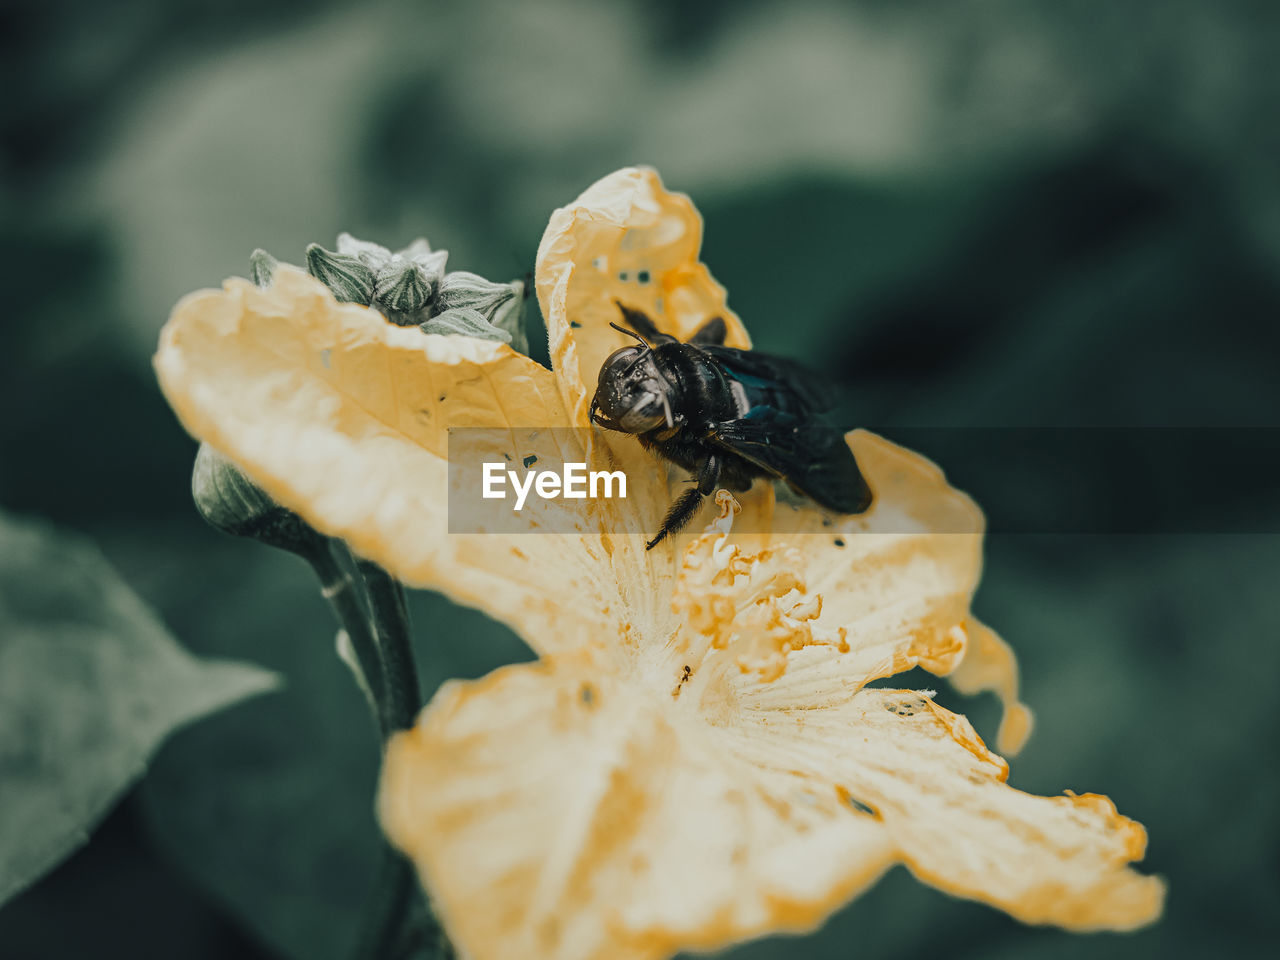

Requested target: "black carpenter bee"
[{"left": 590, "top": 302, "right": 873, "bottom": 549}]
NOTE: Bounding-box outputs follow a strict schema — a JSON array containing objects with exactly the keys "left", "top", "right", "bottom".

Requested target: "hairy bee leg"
[
  {"left": 646, "top": 454, "right": 721, "bottom": 550},
  {"left": 645, "top": 490, "right": 702, "bottom": 551}
]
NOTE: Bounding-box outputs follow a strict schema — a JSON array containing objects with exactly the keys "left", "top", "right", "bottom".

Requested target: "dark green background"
[{"left": 2, "top": 1, "right": 1277, "bottom": 957}]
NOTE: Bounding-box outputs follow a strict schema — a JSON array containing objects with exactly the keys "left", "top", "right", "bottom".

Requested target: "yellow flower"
[{"left": 154, "top": 168, "right": 1163, "bottom": 960}]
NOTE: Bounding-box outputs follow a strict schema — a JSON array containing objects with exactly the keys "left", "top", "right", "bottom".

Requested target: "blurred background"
[{"left": 2, "top": 0, "right": 1277, "bottom": 957}]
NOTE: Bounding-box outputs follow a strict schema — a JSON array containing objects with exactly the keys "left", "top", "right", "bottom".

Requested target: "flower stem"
[
  {"left": 355, "top": 559, "right": 422, "bottom": 732},
  {"left": 353, "top": 847, "right": 419, "bottom": 960},
  {"left": 193, "top": 446, "right": 446, "bottom": 958},
  {"left": 343, "top": 555, "right": 451, "bottom": 959},
  {"left": 302, "top": 540, "right": 390, "bottom": 737},
  {"left": 297, "top": 541, "right": 443, "bottom": 958}
]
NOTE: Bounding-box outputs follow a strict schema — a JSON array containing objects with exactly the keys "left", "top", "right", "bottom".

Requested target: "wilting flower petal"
[
  {"left": 156, "top": 266, "right": 615, "bottom": 657},
  {"left": 380, "top": 650, "right": 899, "bottom": 960},
  {"left": 536, "top": 167, "right": 751, "bottom": 426},
  {"left": 381, "top": 492, "right": 1161, "bottom": 960}
]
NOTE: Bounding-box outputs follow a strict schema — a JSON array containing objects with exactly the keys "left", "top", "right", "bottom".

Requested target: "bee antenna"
[{"left": 609, "top": 321, "right": 651, "bottom": 350}]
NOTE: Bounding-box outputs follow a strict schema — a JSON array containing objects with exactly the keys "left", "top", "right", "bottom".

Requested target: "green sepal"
[
  {"left": 420, "top": 307, "right": 513, "bottom": 344},
  {"left": 306, "top": 244, "right": 376, "bottom": 305},
  {"left": 433, "top": 271, "right": 527, "bottom": 352},
  {"left": 191, "top": 444, "right": 322, "bottom": 558},
  {"left": 249, "top": 248, "right": 278, "bottom": 289}
]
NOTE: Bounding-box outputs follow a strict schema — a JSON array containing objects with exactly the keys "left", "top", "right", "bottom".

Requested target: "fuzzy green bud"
[
  {"left": 336, "top": 232, "right": 394, "bottom": 271},
  {"left": 433, "top": 271, "right": 517, "bottom": 319},
  {"left": 249, "top": 248, "right": 278, "bottom": 289},
  {"left": 306, "top": 244, "right": 375, "bottom": 305},
  {"left": 490, "top": 280, "right": 528, "bottom": 354},
  {"left": 376, "top": 259, "right": 433, "bottom": 319},
  {"left": 191, "top": 444, "right": 322, "bottom": 557},
  {"left": 420, "top": 307, "right": 512, "bottom": 343},
  {"left": 434, "top": 272, "right": 527, "bottom": 351},
  {"left": 333, "top": 233, "right": 450, "bottom": 324}
]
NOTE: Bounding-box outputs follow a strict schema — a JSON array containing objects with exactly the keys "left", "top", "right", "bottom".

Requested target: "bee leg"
[{"left": 646, "top": 455, "right": 721, "bottom": 550}]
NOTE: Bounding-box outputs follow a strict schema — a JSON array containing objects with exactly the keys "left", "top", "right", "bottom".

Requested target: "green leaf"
[
  {"left": 132, "top": 528, "right": 530, "bottom": 960},
  {"left": 0, "top": 511, "right": 279, "bottom": 908}
]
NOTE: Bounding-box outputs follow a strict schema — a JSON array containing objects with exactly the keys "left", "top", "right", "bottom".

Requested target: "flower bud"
[
  {"left": 420, "top": 307, "right": 512, "bottom": 344},
  {"left": 330, "top": 233, "right": 451, "bottom": 324},
  {"left": 306, "top": 244, "right": 375, "bottom": 305},
  {"left": 397, "top": 239, "right": 450, "bottom": 282},
  {"left": 191, "top": 443, "right": 321, "bottom": 556},
  {"left": 375, "top": 257, "right": 437, "bottom": 325},
  {"left": 249, "top": 248, "right": 278, "bottom": 289},
  {"left": 337, "top": 232, "right": 393, "bottom": 271},
  {"left": 434, "top": 272, "right": 527, "bottom": 351},
  {"left": 433, "top": 270, "right": 516, "bottom": 319},
  {"left": 491, "top": 279, "right": 528, "bottom": 353},
  {"left": 410, "top": 248, "right": 449, "bottom": 286}
]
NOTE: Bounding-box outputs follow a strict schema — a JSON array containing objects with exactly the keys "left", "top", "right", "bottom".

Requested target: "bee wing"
[
  {"left": 710, "top": 412, "right": 873, "bottom": 515},
  {"left": 700, "top": 346, "right": 839, "bottom": 414}
]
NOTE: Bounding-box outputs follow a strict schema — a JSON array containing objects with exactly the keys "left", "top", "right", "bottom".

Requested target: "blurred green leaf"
[
  {"left": 127, "top": 529, "right": 530, "bottom": 960},
  {"left": 0, "top": 510, "right": 279, "bottom": 908}
]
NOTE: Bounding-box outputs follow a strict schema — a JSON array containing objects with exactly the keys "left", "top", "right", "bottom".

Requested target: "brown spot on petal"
[{"left": 835, "top": 786, "right": 881, "bottom": 820}]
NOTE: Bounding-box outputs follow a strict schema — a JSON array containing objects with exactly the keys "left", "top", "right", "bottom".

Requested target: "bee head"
[{"left": 591, "top": 343, "right": 675, "bottom": 434}]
